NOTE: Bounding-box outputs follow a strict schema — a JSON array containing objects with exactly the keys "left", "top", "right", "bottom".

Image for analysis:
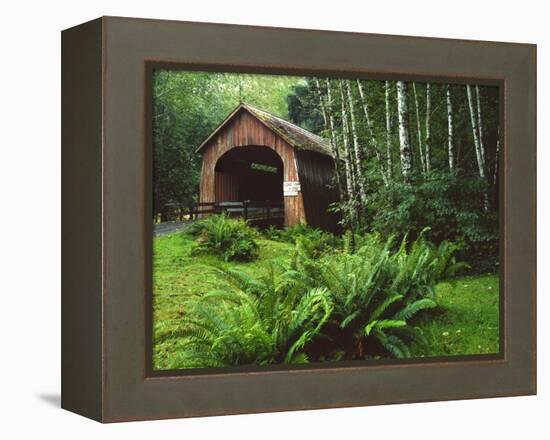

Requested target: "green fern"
[
  {"left": 168, "top": 265, "right": 333, "bottom": 368},
  {"left": 190, "top": 214, "right": 259, "bottom": 261},
  {"left": 394, "top": 298, "right": 437, "bottom": 320},
  {"left": 161, "top": 228, "right": 464, "bottom": 365}
]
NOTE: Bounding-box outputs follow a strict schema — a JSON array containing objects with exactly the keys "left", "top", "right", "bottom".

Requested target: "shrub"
[
  {"left": 287, "top": 231, "right": 464, "bottom": 360},
  {"left": 190, "top": 214, "right": 259, "bottom": 262},
  {"left": 368, "top": 170, "right": 498, "bottom": 272},
  {"left": 264, "top": 224, "right": 340, "bottom": 257}
]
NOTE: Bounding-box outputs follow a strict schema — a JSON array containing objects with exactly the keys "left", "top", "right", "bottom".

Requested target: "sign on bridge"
[{"left": 283, "top": 181, "right": 301, "bottom": 196}]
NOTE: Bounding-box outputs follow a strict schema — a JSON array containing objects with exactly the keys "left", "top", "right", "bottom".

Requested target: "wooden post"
[{"left": 243, "top": 200, "right": 249, "bottom": 220}]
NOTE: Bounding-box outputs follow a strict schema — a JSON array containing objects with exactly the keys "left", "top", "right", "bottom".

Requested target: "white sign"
[{"left": 283, "top": 181, "right": 301, "bottom": 196}]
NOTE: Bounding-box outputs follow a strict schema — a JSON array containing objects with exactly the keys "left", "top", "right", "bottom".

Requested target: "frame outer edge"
[{"left": 61, "top": 17, "right": 104, "bottom": 422}]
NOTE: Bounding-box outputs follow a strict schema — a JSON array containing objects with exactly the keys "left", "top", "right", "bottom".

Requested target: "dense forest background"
[{"left": 152, "top": 70, "right": 500, "bottom": 269}]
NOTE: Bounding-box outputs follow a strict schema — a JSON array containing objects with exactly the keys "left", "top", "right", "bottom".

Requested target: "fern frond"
[
  {"left": 374, "top": 330, "right": 410, "bottom": 358},
  {"left": 365, "top": 319, "right": 407, "bottom": 336},
  {"left": 394, "top": 298, "right": 437, "bottom": 320},
  {"left": 369, "top": 294, "right": 404, "bottom": 322}
]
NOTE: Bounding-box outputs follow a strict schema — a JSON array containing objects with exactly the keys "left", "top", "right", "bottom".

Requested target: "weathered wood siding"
[
  {"left": 199, "top": 109, "right": 306, "bottom": 226},
  {"left": 214, "top": 172, "right": 239, "bottom": 202},
  {"left": 295, "top": 150, "right": 340, "bottom": 232}
]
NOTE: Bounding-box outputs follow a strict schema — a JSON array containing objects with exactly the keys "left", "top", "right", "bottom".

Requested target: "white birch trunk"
[
  {"left": 466, "top": 84, "right": 489, "bottom": 211},
  {"left": 385, "top": 81, "right": 393, "bottom": 180},
  {"left": 339, "top": 82, "right": 357, "bottom": 216},
  {"left": 326, "top": 79, "right": 340, "bottom": 166},
  {"left": 446, "top": 84, "right": 455, "bottom": 170},
  {"left": 466, "top": 85, "right": 485, "bottom": 179},
  {"left": 356, "top": 80, "right": 388, "bottom": 185},
  {"left": 475, "top": 85, "right": 486, "bottom": 166},
  {"left": 412, "top": 82, "right": 426, "bottom": 173},
  {"left": 425, "top": 83, "right": 431, "bottom": 172},
  {"left": 396, "top": 81, "right": 413, "bottom": 183},
  {"left": 346, "top": 81, "right": 368, "bottom": 210},
  {"left": 493, "top": 126, "right": 500, "bottom": 187}
]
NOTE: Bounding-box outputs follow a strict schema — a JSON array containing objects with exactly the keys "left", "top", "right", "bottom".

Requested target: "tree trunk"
[
  {"left": 466, "top": 85, "right": 485, "bottom": 179},
  {"left": 493, "top": 126, "right": 500, "bottom": 187},
  {"left": 446, "top": 84, "right": 455, "bottom": 170},
  {"left": 314, "top": 78, "right": 328, "bottom": 126},
  {"left": 385, "top": 81, "right": 393, "bottom": 180},
  {"left": 475, "top": 85, "right": 486, "bottom": 166},
  {"left": 396, "top": 81, "right": 413, "bottom": 183},
  {"left": 346, "top": 81, "right": 368, "bottom": 211},
  {"left": 466, "top": 84, "right": 489, "bottom": 211},
  {"left": 315, "top": 78, "right": 344, "bottom": 198},
  {"left": 356, "top": 80, "right": 388, "bottom": 185},
  {"left": 412, "top": 82, "right": 426, "bottom": 173},
  {"left": 425, "top": 83, "right": 432, "bottom": 172},
  {"left": 339, "top": 82, "right": 357, "bottom": 226}
]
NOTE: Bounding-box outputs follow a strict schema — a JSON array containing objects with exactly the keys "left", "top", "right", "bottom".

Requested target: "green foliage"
[
  {"left": 156, "top": 221, "right": 470, "bottom": 366},
  {"left": 152, "top": 231, "right": 499, "bottom": 370},
  {"left": 283, "top": 230, "right": 463, "bottom": 359},
  {"left": 369, "top": 170, "right": 498, "bottom": 271},
  {"left": 263, "top": 224, "right": 341, "bottom": 258},
  {"left": 167, "top": 266, "right": 333, "bottom": 368},
  {"left": 156, "top": 230, "right": 462, "bottom": 366},
  {"left": 190, "top": 214, "right": 259, "bottom": 262},
  {"left": 287, "top": 80, "right": 499, "bottom": 271}
]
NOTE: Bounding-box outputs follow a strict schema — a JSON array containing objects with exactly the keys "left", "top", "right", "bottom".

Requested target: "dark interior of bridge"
[{"left": 214, "top": 146, "right": 284, "bottom": 203}]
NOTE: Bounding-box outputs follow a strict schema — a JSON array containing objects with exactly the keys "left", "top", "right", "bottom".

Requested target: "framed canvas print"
[{"left": 61, "top": 16, "right": 536, "bottom": 422}]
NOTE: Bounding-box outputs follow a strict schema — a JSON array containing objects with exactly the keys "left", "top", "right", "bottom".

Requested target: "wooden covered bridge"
[{"left": 196, "top": 103, "right": 339, "bottom": 231}]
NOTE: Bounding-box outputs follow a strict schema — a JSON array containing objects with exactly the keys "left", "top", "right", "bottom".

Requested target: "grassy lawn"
[
  {"left": 152, "top": 231, "right": 295, "bottom": 369},
  {"left": 152, "top": 231, "right": 500, "bottom": 370},
  {"left": 410, "top": 273, "right": 500, "bottom": 357}
]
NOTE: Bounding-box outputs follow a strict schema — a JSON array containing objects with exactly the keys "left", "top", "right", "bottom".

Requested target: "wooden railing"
[
  {"left": 215, "top": 200, "right": 284, "bottom": 221},
  {"left": 162, "top": 200, "right": 283, "bottom": 222}
]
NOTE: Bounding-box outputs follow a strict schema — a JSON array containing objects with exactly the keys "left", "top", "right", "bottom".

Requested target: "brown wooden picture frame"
[{"left": 61, "top": 16, "right": 536, "bottom": 423}]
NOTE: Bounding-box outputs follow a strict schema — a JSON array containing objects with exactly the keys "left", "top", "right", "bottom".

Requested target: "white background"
[{"left": 0, "top": 0, "right": 546, "bottom": 437}]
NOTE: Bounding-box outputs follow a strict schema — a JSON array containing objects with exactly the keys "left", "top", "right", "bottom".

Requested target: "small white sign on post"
[{"left": 283, "top": 181, "right": 301, "bottom": 196}]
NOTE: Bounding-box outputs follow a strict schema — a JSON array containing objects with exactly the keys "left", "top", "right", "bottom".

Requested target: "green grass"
[
  {"left": 152, "top": 231, "right": 500, "bottom": 369},
  {"left": 410, "top": 274, "right": 500, "bottom": 357},
  {"left": 152, "top": 231, "right": 294, "bottom": 369}
]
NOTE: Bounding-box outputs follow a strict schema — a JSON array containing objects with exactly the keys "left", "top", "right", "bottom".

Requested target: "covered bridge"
[{"left": 196, "top": 103, "right": 339, "bottom": 231}]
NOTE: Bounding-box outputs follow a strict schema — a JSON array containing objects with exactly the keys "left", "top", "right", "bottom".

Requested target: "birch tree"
[
  {"left": 475, "top": 85, "right": 486, "bottom": 166},
  {"left": 339, "top": 82, "right": 357, "bottom": 225},
  {"left": 466, "top": 84, "right": 489, "bottom": 211},
  {"left": 356, "top": 80, "right": 388, "bottom": 185},
  {"left": 446, "top": 84, "right": 455, "bottom": 170},
  {"left": 424, "top": 83, "right": 431, "bottom": 172},
  {"left": 396, "top": 81, "right": 413, "bottom": 183},
  {"left": 493, "top": 127, "right": 500, "bottom": 187},
  {"left": 385, "top": 81, "right": 393, "bottom": 180},
  {"left": 346, "top": 81, "right": 368, "bottom": 210},
  {"left": 466, "top": 84, "right": 485, "bottom": 179},
  {"left": 412, "top": 82, "right": 426, "bottom": 173}
]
